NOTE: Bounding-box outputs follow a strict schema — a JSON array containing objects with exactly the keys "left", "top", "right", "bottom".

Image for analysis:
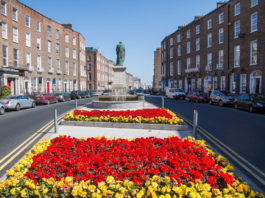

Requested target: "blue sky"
[{"left": 20, "top": 0, "right": 219, "bottom": 85}]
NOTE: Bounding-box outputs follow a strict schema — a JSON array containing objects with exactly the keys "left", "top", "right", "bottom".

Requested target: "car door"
[{"left": 17, "top": 96, "right": 26, "bottom": 108}]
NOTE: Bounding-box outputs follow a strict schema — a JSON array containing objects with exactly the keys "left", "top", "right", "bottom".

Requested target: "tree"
[{"left": 0, "top": 85, "right": 11, "bottom": 98}]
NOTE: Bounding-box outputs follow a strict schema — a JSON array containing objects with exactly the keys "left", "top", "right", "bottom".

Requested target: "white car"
[
  {"left": 0, "top": 95, "right": 36, "bottom": 111},
  {"left": 165, "top": 88, "right": 186, "bottom": 99}
]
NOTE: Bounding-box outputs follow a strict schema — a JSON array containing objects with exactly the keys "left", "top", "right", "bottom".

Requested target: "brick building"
[
  {"left": 152, "top": 48, "right": 162, "bottom": 92},
  {"left": 161, "top": 0, "right": 265, "bottom": 95},
  {"left": 86, "top": 47, "right": 114, "bottom": 90},
  {"left": 126, "top": 72, "right": 134, "bottom": 90},
  {"left": 0, "top": 0, "right": 86, "bottom": 95}
]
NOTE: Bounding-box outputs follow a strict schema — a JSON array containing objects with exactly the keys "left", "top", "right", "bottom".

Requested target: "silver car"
[
  {"left": 0, "top": 95, "right": 36, "bottom": 111},
  {"left": 0, "top": 103, "right": 5, "bottom": 115}
]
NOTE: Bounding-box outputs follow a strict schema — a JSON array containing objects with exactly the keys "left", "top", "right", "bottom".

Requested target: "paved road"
[
  {"left": 0, "top": 98, "right": 92, "bottom": 176},
  {"left": 145, "top": 95, "right": 265, "bottom": 173}
]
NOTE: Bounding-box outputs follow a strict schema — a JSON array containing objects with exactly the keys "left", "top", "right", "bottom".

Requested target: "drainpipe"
[{"left": 227, "top": 4, "right": 231, "bottom": 93}]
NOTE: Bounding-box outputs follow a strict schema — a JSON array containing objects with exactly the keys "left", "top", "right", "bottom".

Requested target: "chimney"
[
  {"left": 62, "top": 24, "right": 72, "bottom": 29},
  {"left": 217, "top": 1, "right": 226, "bottom": 8},
  {"left": 194, "top": 16, "right": 202, "bottom": 21}
]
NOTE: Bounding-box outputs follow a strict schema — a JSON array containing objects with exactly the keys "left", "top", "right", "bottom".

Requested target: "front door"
[
  {"left": 47, "top": 82, "right": 50, "bottom": 93},
  {"left": 255, "top": 78, "right": 261, "bottom": 94}
]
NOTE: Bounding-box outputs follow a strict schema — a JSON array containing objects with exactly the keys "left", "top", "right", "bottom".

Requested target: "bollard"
[
  {"left": 193, "top": 110, "right": 198, "bottom": 139},
  {"left": 162, "top": 96, "right": 165, "bottom": 109},
  {"left": 75, "top": 99, "right": 77, "bottom": 110},
  {"left": 54, "top": 108, "right": 58, "bottom": 134}
]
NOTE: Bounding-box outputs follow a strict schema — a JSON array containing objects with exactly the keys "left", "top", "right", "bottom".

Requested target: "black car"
[
  {"left": 55, "top": 92, "right": 71, "bottom": 102},
  {"left": 234, "top": 94, "right": 265, "bottom": 113},
  {"left": 70, "top": 90, "right": 85, "bottom": 99},
  {"left": 83, "top": 90, "right": 92, "bottom": 98}
]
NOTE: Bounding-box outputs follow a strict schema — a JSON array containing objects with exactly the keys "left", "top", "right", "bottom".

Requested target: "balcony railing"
[
  {"left": 57, "top": 69, "right": 62, "bottom": 74},
  {"left": 37, "top": 67, "right": 43, "bottom": 73},
  {"left": 216, "top": 64, "right": 224, "bottom": 69},
  {"left": 205, "top": 65, "right": 212, "bottom": 71},
  {"left": 185, "top": 67, "right": 199, "bottom": 73}
]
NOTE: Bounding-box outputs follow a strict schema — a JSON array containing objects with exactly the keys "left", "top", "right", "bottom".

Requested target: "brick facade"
[
  {"left": 161, "top": 0, "right": 265, "bottom": 95},
  {"left": 0, "top": 0, "right": 86, "bottom": 95}
]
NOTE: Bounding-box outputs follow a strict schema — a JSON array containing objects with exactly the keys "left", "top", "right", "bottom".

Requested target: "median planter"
[{"left": 1, "top": 135, "right": 264, "bottom": 198}]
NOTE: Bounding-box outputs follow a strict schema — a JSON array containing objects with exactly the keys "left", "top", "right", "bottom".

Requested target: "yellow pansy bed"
[
  {"left": 0, "top": 135, "right": 264, "bottom": 198},
  {"left": 64, "top": 109, "right": 184, "bottom": 125}
]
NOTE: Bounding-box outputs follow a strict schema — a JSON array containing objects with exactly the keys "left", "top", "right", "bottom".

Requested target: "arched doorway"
[{"left": 249, "top": 70, "right": 262, "bottom": 94}]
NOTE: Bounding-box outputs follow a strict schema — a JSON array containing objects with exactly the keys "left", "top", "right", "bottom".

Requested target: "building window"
[
  {"left": 234, "top": 20, "right": 240, "bottom": 38},
  {"left": 48, "top": 41, "right": 52, "bottom": 53},
  {"left": 2, "top": 45, "right": 8, "bottom": 66},
  {"left": 177, "top": 45, "right": 181, "bottom": 56},
  {"left": 177, "top": 60, "right": 181, "bottom": 75},
  {"left": 186, "top": 57, "right": 191, "bottom": 69},
  {"left": 219, "top": 28, "right": 224, "bottom": 43},
  {"left": 179, "top": 80, "right": 182, "bottom": 89},
  {"left": 13, "top": 48, "right": 18, "bottom": 67},
  {"left": 234, "top": 45, "right": 240, "bottom": 67},
  {"left": 196, "top": 25, "right": 200, "bottom": 34},
  {"left": 196, "top": 38, "right": 200, "bottom": 51},
  {"left": 88, "top": 63, "right": 91, "bottom": 70},
  {"left": 220, "top": 76, "right": 225, "bottom": 91},
  {"left": 26, "top": 33, "right": 31, "bottom": 47},
  {"left": 13, "top": 27, "right": 18, "bottom": 43},
  {"left": 56, "top": 43, "right": 60, "bottom": 55},
  {"left": 65, "top": 47, "right": 69, "bottom": 58},
  {"left": 36, "top": 21, "right": 41, "bottom": 32},
  {"left": 2, "top": 22, "right": 7, "bottom": 39},
  {"left": 37, "top": 55, "right": 42, "bottom": 71},
  {"left": 1, "top": 2, "right": 7, "bottom": 16},
  {"left": 250, "top": 40, "right": 257, "bottom": 65},
  {"left": 207, "top": 53, "right": 212, "bottom": 66},
  {"left": 196, "top": 55, "right": 200, "bottom": 68},
  {"left": 170, "top": 62, "right": 173, "bottom": 76},
  {"left": 218, "top": 50, "right": 224, "bottom": 66},
  {"left": 234, "top": 3, "right": 240, "bottom": 16},
  {"left": 88, "top": 73, "right": 92, "bottom": 81},
  {"left": 251, "top": 0, "right": 258, "bottom": 7},
  {"left": 207, "top": 33, "right": 212, "bottom": 48},
  {"left": 65, "top": 34, "right": 69, "bottom": 43},
  {"left": 197, "top": 78, "right": 201, "bottom": 90},
  {"left": 56, "top": 59, "right": 60, "bottom": 72},
  {"left": 47, "top": 25, "right": 51, "bottom": 37},
  {"left": 12, "top": 8, "right": 18, "bottom": 21},
  {"left": 177, "top": 34, "right": 181, "bottom": 42},
  {"left": 25, "top": 15, "right": 30, "bottom": 27},
  {"left": 37, "top": 37, "right": 41, "bottom": 50},
  {"left": 88, "top": 56, "right": 91, "bottom": 61},
  {"left": 73, "top": 49, "right": 76, "bottom": 59},
  {"left": 219, "top": 13, "right": 224, "bottom": 24},
  {"left": 48, "top": 57, "right": 52, "bottom": 72},
  {"left": 26, "top": 52, "right": 31, "bottom": 68},
  {"left": 207, "top": 19, "right": 212, "bottom": 29},
  {"left": 240, "top": 74, "right": 247, "bottom": 93},
  {"left": 170, "top": 38, "right": 173, "bottom": 46},
  {"left": 213, "top": 77, "right": 218, "bottom": 90},
  {"left": 65, "top": 61, "right": 69, "bottom": 75},
  {"left": 56, "top": 29, "right": 60, "bottom": 40},
  {"left": 186, "top": 29, "right": 190, "bottom": 38},
  {"left": 251, "top": 12, "right": 258, "bottom": 32},
  {"left": 230, "top": 74, "right": 236, "bottom": 93},
  {"left": 170, "top": 48, "right": 173, "bottom": 58},
  {"left": 186, "top": 42, "right": 190, "bottom": 54},
  {"left": 73, "top": 37, "right": 76, "bottom": 45},
  {"left": 73, "top": 63, "right": 76, "bottom": 76}
]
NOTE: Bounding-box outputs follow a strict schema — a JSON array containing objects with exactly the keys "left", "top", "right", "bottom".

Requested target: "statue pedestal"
[{"left": 112, "top": 66, "right": 127, "bottom": 96}]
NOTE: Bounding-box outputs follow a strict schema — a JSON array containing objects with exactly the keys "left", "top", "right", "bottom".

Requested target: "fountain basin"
[
  {"left": 98, "top": 95, "right": 138, "bottom": 101},
  {"left": 92, "top": 100, "right": 146, "bottom": 109}
]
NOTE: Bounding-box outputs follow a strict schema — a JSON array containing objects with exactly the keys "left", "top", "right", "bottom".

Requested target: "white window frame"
[
  {"left": 73, "top": 37, "right": 76, "bottom": 45},
  {"left": 170, "top": 62, "right": 173, "bottom": 76},
  {"left": 65, "top": 34, "right": 69, "bottom": 43},
  {"left": 234, "top": 20, "right": 240, "bottom": 38},
  {"left": 186, "top": 57, "right": 191, "bottom": 69},
  {"left": 170, "top": 47, "right": 173, "bottom": 58},
  {"left": 207, "top": 33, "right": 212, "bottom": 48},
  {"left": 219, "top": 28, "right": 224, "bottom": 44},
  {"left": 25, "top": 15, "right": 30, "bottom": 28},
  {"left": 240, "top": 74, "right": 247, "bottom": 93},
  {"left": 65, "top": 61, "right": 69, "bottom": 75},
  {"left": 2, "top": 45, "right": 8, "bottom": 67},
  {"left": 13, "top": 27, "right": 18, "bottom": 43},
  {"left": 26, "top": 32, "right": 31, "bottom": 47},
  {"left": 186, "top": 42, "right": 190, "bottom": 54},
  {"left": 177, "top": 34, "right": 181, "bottom": 43},
  {"left": 48, "top": 57, "right": 52, "bottom": 72},
  {"left": 170, "top": 38, "right": 173, "bottom": 46},
  {"left": 65, "top": 47, "right": 69, "bottom": 58},
  {"left": 73, "top": 62, "right": 76, "bottom": 76},
  {"left": 196, "top": 38, "right": 200, "bottom": 51},
  {"left": 220, "top": 76, "right": 225, "bottom": 91},
  {"left": 177, "top": 60, "right": 181, "bottom": 75},
  {"left": 13, "top": 48, "right": 19, "bottom": 67},
  {"left": 234, "top": 3, "right": 240, "bottom": 16},
  {"left": 47, "top": 25, "right": 51, "bottom": 37},
  {"left": 207, "top": 19, "right": 212, "bottom": 29},
  {"left": 251, "top": 0, "right": 258, "bottom": 7},
  {"left": 56, "top": 29, "right": 60, "bottom": 40},
  {"left": 219, "top": 13, "right": 224, "bottom": 24},
  {"left": 234, "top": 45, "right": 240, "bottom": 67},
  {"left": 37, "top": 37, "right": 41, "bottom": 50},
  {"left": 251, "top": 12, "right": 258, "bottom": 32},
  {"left": 196, "top": 25, "right": 200, "bottom": 34},
  {"left": 196, "top": 55, "right": 200, "bottom": 68},
  {"left": 48, "top": 41, "right": 52, "bottom": 53},
  {"left": 250, "top": 40, "right": 257, "bottom": 65},
  {"left": 56, "top": 43, "right": 60, "bottom": 55},
  {"left": 2, "top": 22, "right": 7, "bottom": 39},
  {"left": 56, "top": 59, "right": 60, "bottom": 72},
  {"left": 37, "top": 55, "right": 42, "bottom": 71},
  {"left": 26, "top": 52, "right": 31, "bottom": 68},
  {"left": 12, "top": 8, "right": 18, "bottom": 21},
  {"left": 207, "top": 53, "right": 212, "bottom": 66},
  {"left": 218, "top": 50, "right": 224, "bottom": 66},
  {"left": 1, "top": 2, "right": 7, "bottom": 16},
  {"left": 186, "top": 29, "right": 190, "bottom": 39},
  {"left": 36, "top": 21, "right": 41, "bottom": 32},
  {"left": 73, "top": 49, "right": 76, "bottom": 59}
]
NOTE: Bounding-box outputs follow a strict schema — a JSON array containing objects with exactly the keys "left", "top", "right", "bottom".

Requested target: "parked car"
[
  {"left": 135, "top": 89, "right": 145, "bottom": 96},
  {"left": 55, "top": 92, "right": 71, "bottom": 102},
  {"left": 92, "top": 90, "right": 103, "bottom": 96},
  {"left": 234, "top": 94, "right": 265, "bottom": 113},
  {"left": 187, "top": 91, "right": 209, "bottom": 103},
  {"left": 34, "top": 93, "right": 58, "bottom": 105},
  {"left": 0, "top": 95, "right": 36, "bottom": 111},
  {"left": 209, "top": 90, "right": 235, "bottom": 106},
  {"left": 0, "top": 103, "right": 5, "bottom": 115},
  {"left": 84, "top": 90, "right": 92, "bottom": 98},
  {"left": 70, "top": 90, "right": 85, "bottom": 99},
  {"left": 165, "top": 88, "right": 186, "bottom": 99},
  {"left": 128, "top": 90, "right": 135, "bottom": 95}
]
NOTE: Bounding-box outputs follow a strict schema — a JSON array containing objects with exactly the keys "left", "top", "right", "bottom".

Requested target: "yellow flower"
[
  {"left": 6, "top": 169, "right": 14, "bottom": 176},
  {"left": 88, "top": 184, "right": 97, "bottom": 192},
  {"left": 42, "top": 187, "right": 49, "bottom": 194},
  {"left": 10, "top": 188, "right": 16, "bottom": 195},
  {"left": 106, "top": 176, "right": 115, "bottom": 184}
]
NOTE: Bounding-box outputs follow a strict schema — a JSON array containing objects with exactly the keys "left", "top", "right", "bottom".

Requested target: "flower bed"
[
  {"left": 0, "top": 135, "right": 264, "bottom": 198},
  {"left": 64, "top": 108, "right": 184, "bottom": 125}
]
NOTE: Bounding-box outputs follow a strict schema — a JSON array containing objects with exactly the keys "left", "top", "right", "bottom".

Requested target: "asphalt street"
[
  {"left": 145, "top": 95, "right": 265, "bottom": 174},
  {"left": 0, "top": 98, "right": 92, "bottom": 176}
]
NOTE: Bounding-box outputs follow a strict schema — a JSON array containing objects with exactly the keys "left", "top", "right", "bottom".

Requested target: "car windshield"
[
  {"left": 174, "top": 89, "right": 183, "bottom": 92},
  {"left": 136, "top": 89, "right": 144, "bottom": 93}
]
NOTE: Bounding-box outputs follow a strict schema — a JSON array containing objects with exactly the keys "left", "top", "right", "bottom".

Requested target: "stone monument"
[{"left": 112, "top": 42, "right": 127, "bottom": 98}]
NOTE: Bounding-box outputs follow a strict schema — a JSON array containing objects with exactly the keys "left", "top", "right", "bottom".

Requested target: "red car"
[
  {"left": 34, "top": 93, "right": 58, "bottom": 105},
  {"left": 187, "top": 91, "right": 209, "bottom": 103}
]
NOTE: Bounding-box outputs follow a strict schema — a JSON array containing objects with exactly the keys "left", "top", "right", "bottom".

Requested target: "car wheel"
[
  {"left": 32, "top": 102, "right": 36, "bottom": 108},
  {"left": 249, "top": 105, "right": 254, "bottom": 113},
  {"left": 47, "top": 100, "right": 50, "bottom": 105},
  {"left": 0, "top": 107, "right": 5, "bottom": 115},
  {"left": 15, "top": 104, "right": 20, "bottom": 111},
  {"left": 234, "top": 103, "right": 238, "bottom": 109},
  {"left": 219, "top": 100, "right": 223, "bottom": 107}
]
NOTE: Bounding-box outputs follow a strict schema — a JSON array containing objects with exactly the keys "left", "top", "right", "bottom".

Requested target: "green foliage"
[{"left": 0, "top": 85, "right": 11, "bottom": 98}]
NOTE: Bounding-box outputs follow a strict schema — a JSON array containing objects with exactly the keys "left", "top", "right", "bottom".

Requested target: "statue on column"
[{"left": 116, "top": 41, "right": 125, "bottom": 66}]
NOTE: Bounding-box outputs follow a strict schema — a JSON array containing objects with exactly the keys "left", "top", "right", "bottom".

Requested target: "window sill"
[
  {"left": 234, "top": 65, "right": 240, "bottom": 68},
  {"left": 249, "top": 63, "right": 257, "bottom": 66}
]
